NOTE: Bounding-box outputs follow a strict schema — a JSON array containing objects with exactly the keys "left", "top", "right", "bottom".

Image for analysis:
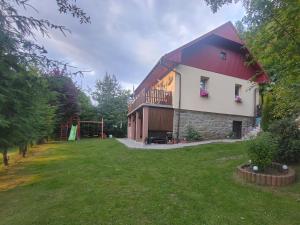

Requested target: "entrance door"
[{"left": 232, "top": 121, "right": 242, "bottom": 139}]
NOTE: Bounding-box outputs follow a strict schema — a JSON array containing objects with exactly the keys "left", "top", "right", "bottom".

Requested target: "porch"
[{"left": 127, "top": 106, "right": 174, "bottom": 143}]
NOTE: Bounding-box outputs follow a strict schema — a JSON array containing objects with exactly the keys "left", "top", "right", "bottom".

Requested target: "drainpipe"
[
  {"left": 253, "top": 88, "right": 257, "bottom": 127},
  {"left": 159, "top": 59, "right": 182, "bottom": 142}
]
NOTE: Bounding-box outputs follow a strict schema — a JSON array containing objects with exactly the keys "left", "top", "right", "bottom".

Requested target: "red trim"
[{"left": 134, "top": 21, "right": 269, "bottom": 94}]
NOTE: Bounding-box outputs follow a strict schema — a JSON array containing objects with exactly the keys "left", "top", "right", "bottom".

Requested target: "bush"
[
  {"left": 261, "top": 93, "right": 274, "bottom": 131},
  {"left": 247, "top": 132, "right": 278, "bottom": 171},
  {"left": 268, "top": 118, "right": 300, "bottom": 163},
  {"left": 185, "top": 125, "right": 202, "bottom": 141}
]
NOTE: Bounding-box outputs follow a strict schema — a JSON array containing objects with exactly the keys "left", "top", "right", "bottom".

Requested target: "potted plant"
[
  {"left": 235, "top": 95, "right": 242, "bottom": 103},
  {"left": 200, "top": 89, "right": 208, "bottom": 97}
]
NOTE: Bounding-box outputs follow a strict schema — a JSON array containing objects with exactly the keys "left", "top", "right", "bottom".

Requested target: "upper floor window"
[
  {"left": 200, "top": 76, "right": 209, "bottom": 97},
  {"left": 220, "top": 51, "right": 227, "bottom": 60},
  {"left": 200, "top": 76, "right": 209, "bottom": 90},
  {"left": 235, "top": 84, "right": 241, "bottom": 96},
  {"left": 235, "top": 84, "right": 242, "bottom": 103}
]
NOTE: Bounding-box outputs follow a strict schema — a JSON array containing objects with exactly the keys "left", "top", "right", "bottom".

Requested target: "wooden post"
[
  {"left": 136, "top": 111, "right": 141, "bottom": 141},
  {"left": 77, "top": 119, "right": 80, "bottom": 140},
  {"left": 142, "top": 107, "right": 149, "bottom": 142}
]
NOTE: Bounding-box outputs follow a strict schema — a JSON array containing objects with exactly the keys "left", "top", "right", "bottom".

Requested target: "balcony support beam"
[
  {"left": 135, "top": 111, "right": 141, "bottom": 141},
  {"left": 131, "top": 114, "right": 135, "bottom": 140},
  {"left": 142, "top": 106, "right": 149, "bottom": 142}
]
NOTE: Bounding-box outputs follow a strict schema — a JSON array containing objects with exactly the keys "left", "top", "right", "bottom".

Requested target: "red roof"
[{"left": 135, "top": 21, "right": 269, "bottom": 94}]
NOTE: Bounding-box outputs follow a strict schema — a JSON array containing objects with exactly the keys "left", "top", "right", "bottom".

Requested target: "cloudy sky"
[{"left": 23, "top": 0, "right": 245, "bottom": 93}]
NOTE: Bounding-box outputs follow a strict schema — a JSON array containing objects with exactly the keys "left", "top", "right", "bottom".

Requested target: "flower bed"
[{"left": 237, "top": 162, "right": 296, "bottom": 186}]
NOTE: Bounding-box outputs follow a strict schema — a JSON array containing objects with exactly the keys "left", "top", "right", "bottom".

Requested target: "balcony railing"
[{"left": 128, "top": 89, "right": 172, "bottom": 113}]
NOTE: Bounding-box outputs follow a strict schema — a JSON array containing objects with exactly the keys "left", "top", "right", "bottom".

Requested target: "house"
[{"left": 127, "top": 22, "right": 268, "bottom": 143}]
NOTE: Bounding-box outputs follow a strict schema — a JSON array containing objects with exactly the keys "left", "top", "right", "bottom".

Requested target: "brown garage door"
[{"left": 148, "top": 108, "right": 174, "bottom": 132}]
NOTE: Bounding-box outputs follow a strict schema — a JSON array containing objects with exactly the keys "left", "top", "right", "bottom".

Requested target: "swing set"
[{"left": 60, "top": 116, "right": 105, "bottom": 141}]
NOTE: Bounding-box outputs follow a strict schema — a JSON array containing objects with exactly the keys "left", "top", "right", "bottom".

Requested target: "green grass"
[{"left": 0, "top": 139, "right": 299, "bottom": 225}]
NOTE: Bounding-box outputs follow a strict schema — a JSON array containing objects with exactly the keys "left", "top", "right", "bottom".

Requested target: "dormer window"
[{"left": 220, "top": 51, "right": 227, "bottom": 60}]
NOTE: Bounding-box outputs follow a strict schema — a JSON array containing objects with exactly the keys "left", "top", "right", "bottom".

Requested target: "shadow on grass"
[{"left": 0, "top": 142, "right": 70, "bottom": 192}]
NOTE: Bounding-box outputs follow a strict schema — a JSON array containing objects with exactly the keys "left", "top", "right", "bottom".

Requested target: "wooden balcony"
[{"left": 128, "top": 89, "right": 172, "bottom": 113}]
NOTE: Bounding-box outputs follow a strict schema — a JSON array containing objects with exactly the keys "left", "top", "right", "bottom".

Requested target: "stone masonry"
[{"left": 173, "top": 109, "right": 253, "bottom": 140}]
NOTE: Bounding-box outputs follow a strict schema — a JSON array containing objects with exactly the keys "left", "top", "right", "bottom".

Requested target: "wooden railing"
[{"left": 128, "top": 89, "right": 172, "bottom": 113}]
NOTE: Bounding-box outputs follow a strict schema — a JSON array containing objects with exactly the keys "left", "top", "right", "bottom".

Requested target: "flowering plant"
[
  {"left": 235, "top": 95, "right": 242, "bottom": 103},
  {"left": 200, "top": 89, "right": 208, "bottom": 97}
]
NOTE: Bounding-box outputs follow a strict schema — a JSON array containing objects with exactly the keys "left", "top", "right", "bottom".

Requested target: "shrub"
[
  {"left": 268, "top": 118, "right": 300, "bottom": 163},
  {"left": 247, "top": 132, "right": 278, "bottom": 171},
  {"left": 185, "top": 125, "right": 202, "bottom": 141},
  {"left": 261, "top": 93, "right": 274, "bottom": 131}
]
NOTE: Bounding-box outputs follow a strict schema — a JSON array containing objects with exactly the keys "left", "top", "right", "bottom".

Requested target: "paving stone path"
[{"left": 116, "top": 138, "right": 242, "bottom": 150}]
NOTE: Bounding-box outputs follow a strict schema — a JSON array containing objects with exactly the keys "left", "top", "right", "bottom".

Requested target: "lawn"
[{"left": 0, "top": 139, "right": 299, "bottom": 225}]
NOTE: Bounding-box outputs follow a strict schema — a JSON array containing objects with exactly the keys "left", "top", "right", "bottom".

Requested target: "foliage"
[
  {"left": 0, "top": 0, "right": 90, "bottom": 164},
  {"left": 261, "top": 93, "right": 274, "bottom": 131},
  {"left": 78, "top": 90, "right": 97, "bottom": 121},
  {"left": 185, "top": 125, "right": 202, "bottom": 141},
  {"left": 247, "top": 132, "right": 278, "bottom": 171},
  {"left": 93, "top": 74, "right": 131, "bottom": 137},
  {"left": 0, "top": 0, "right": 90, "bottom": 75},
  {"left": 47, "top": 75, "right": 80, "bottom": 137},
  {"left": 268, "top": 118, "right": 300, "bottom": 163},
  {"left": 0, "top": 62, "right": 55, "bottom": 164}
]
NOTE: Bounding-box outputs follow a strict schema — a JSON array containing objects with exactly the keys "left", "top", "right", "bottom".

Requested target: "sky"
[{"left": 22, "top": 0, "right": 245, "bottom": 94}]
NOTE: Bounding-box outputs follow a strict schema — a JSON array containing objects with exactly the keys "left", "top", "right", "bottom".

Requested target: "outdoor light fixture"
[
  {"left": 253, "top": 166, "right": 258, "bottom": 172},
  {"left": 282, "top": 165, "right": 288, "bottom": 170}
]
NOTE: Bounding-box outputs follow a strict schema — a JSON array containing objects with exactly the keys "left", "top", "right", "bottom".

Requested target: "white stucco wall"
[{"left": 173, "top": 65, "right": 258, "bottom": 117}]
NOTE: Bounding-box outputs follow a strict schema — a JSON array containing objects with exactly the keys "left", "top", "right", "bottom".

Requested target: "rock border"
[{"left": 237, "top": 162, "right": 296, "bottom": 186}]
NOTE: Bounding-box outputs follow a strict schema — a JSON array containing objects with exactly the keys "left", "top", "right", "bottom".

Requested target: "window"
[
  {"left": 220, "top": 51, "right": 227, "bottom": 60},
  {"left": 235, "top": 84, "right": 241, "bottom": 96},
  {"left": 235, "top": 84, "right": 242, "bottom": 103},
  {"left": 200, "top": 76, "right": 209, "bottom": 90},
  {"left": 200, "top": 77, "right": 209, "bottom": 97}
]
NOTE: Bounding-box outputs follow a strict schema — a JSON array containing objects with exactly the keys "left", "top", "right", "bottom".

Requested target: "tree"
[
  {"left": 0, "top": 62, "right": 55, "bottom": 164},
  {"left": 0, "top": 0, "right": 90, "bottom": 165},
  {"left": 47, "top": 75, "right": 80, "bottom": 137},
  {"left": 78, "top": 90, "right": 97, "bottom": 121},
  {"left": 93, "top": 74, "right": 131, "bottom": 137}
]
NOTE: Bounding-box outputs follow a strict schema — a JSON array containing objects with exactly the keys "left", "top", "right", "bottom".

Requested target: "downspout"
[
  {"left": 159, "top": 59, "right": 182, "bottom": 142},
  {"left": 253, "top": 88, "right": 257, "bottom": 127}
]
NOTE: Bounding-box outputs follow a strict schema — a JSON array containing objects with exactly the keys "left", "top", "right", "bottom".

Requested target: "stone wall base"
[{"left": 173, "top": 109, "right": 253, "bottom": 140}]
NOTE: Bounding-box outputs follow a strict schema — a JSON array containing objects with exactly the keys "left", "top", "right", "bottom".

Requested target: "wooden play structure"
[{"left": 60, "top": 116, "right": 104, "bottom": 141}]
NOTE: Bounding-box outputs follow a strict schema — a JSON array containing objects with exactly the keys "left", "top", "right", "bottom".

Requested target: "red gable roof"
[{"left": 135, "top": 21, "right": 268, "bottom": 95}]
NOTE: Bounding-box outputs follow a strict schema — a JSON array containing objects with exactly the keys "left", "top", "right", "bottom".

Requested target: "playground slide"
[{"left": 68, "top": 125, "right": 77, "bottom": 141}]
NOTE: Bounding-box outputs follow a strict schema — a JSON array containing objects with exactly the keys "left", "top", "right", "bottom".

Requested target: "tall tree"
[
  {"left": 0, "top": 0, "right": 90, "bottom": 165},
  {"left": 47, "top": 75, "right": 80, "bottom": 137},
  {"left": 78, "top": 90, "right": 97, "bottom": 121},
  {"left": 93, "top": 74, "right": 130, "bottom": 137},
  {"left": 0, "top": 63, "right": 55, "bottom": 164}
]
